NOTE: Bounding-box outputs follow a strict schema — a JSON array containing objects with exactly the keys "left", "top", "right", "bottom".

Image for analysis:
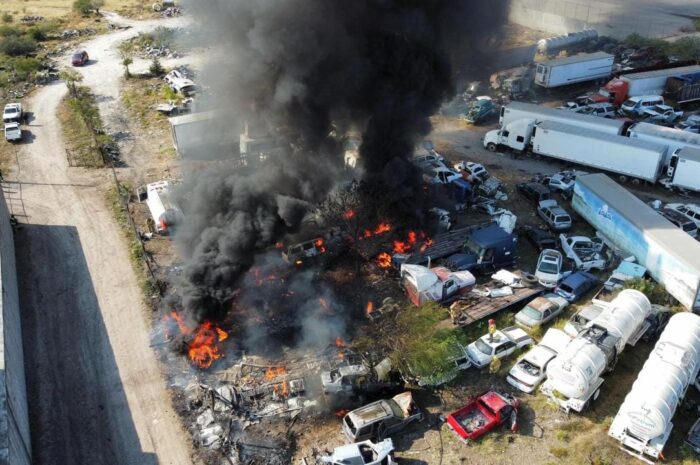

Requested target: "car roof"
[
  {"left": 547, "top": 206, "right": 569, "bottom": 216},
  {"left": 347, "top": 400, "right": 393, "bottom": 426},
  {"left": 561, "top": 271, "right": 595, "bottom": 286},
  {"left": 523, "top": 182, "right": 549, "bottom": 193},
  {"left": 528, "top": 296, "right": 556, "bottom": 312},
  {"left": 662, "top": 208, "right": 693, "bottom": 224}
]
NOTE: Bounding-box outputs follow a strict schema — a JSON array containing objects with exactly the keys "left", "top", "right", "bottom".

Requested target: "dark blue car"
[{"left": 555, "top": 272, "right": 597, "bottom": 303}]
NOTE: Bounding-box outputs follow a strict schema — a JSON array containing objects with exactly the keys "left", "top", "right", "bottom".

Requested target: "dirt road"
[{"left": 11, "top": 13, "right": 195, "bottom": 465}]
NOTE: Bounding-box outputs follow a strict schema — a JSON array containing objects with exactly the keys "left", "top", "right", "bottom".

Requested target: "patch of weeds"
[
  {"left": 549, "top": 446, "right": 568, "bottom": 459},
  {"left": 58, "top": 86, "right": 106, "bottom": 168}
]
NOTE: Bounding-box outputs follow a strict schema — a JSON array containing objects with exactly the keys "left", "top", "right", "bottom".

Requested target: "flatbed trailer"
[{"left": 449, "top": 283, "right": 544, "bottom": 327}]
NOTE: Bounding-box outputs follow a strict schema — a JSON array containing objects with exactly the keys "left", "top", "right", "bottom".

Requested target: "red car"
[
  {"left": 71, "top": 50, "right": 89, "bottom": 66},
  {"left": 445, "top": 390, "right": 519, "bottom": 442}
]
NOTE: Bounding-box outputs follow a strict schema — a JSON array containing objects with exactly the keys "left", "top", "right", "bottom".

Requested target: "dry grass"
[
  {"left": 120, "top": 76, "right": 170, "bottom": 132},
  {"left": 57, "top": 89, "right": 105, "bottom": 167},
  {"left": 0, "top": 0, "right": 154, "bottom": 19}
]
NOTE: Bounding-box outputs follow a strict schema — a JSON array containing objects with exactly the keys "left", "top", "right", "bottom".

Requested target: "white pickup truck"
[
  {"left": 559, "top": 234, "right": 610, "bottom": 271},
  {"left": 2, "top": 103, "right": 23, "bottom": 124},
  {"left": 4, "top": 122, "right": 21, "bottom": 142}
]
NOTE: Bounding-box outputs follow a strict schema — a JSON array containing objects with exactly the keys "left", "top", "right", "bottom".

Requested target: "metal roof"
[
  {"left": 539, "top": 51, "right": 613, "bottom": 67},
  {"left": 623, "top": 65, "right": 700, "bottom": 82},
  {"left": 537, "top": 121, "right": 667, "bottom": 153},
  {"left": 576, "top": 174, "right": 700, "bottom": 270}
]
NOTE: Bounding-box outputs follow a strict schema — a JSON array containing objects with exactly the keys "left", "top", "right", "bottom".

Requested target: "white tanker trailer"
[
  {"left": 540, "top": 290, "right": 651, "bottom": 412},
  {"left": 608, "top": 312, "right": 700, "bottom": 463}
]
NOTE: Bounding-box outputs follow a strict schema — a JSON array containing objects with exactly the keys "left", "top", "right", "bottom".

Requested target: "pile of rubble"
[
  {"left": 60, "top": 28, "right": 98, "bottom": 39},
  {"left": 21, "top": 16, "right": 44, "bottom": 24},
  {"left": 161, "top": 7, "right": 183, "bottom": 17},
  {"left": 139, "top": 45, "right": 180, "bottom": 59}
]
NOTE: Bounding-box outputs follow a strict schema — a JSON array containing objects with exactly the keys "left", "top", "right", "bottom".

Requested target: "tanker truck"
[
  {"left": 540, "top": 290, "right": 651, "bottom": 413},
  {"left": 608, "top": 312, "right": 700, "bottom": 462}
]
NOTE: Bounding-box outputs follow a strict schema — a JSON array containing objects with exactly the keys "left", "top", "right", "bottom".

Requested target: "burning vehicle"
[
  {"left": 321, "top": 357, "right": 402, "bottom": 396},
  {"left": 400, "top": 264, "right": 475, "bottom": 306}
]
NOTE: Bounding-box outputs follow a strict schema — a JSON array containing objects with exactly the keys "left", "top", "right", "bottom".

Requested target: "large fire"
[
  {"left": 376, "top": 252, "right": 392, "bottom": 268},
  {"left": 162, "top": 311, "right": 229, "bottom": 369}
]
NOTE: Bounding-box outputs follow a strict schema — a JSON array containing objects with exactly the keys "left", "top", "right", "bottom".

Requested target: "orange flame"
[
  {"left": 315, "top": 238, "right": 327, "bottom": 253},
  {"left": 343, "top": 209, "right": 355, "bottom": 220},
  {"left": 335, "top": 336, "right": 346, "bottom": 348},
  {"left": 393, "top": 240, "right": 410, "bottom": 254},
  {"left": 264, "top": 366, "right": 286, "bottom": 381},
  {"left": 420, "top": 237, "right": 434, "bottom": 252},
  {"left": 374, "top": 223, "right": 391, "bottom": 234},
  {"left": 274, "top": 241, "right": 284, "bottom": 249},
  {"left": 335, "top": 409, "right": 350, "bottom": 418},
  {"left": 376, "top": 252, "right": 392, "bottom": 268},
  {"left": 162, "top": 311, "right": 229, "bottom": 369},
  {"left": 408, "top": 231, "right": 417, "bottom": 244},
  {"left": 366, "top": 301, "right": 374, "bottom": 315}
]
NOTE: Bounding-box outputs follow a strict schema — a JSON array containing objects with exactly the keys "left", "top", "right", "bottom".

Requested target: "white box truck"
[
  {"left": 628, "top": 122, "right": 700, "bottom": 166},
  {"left": 535, "top": 52, "right": 614, "bottom": 88},
  {"left": 666, "top": 147, "right": 700, "bottom": 192},
  {"left": 608, "top": 312, "right": 700, "bottom": 462},
  {"left": 486, "top": 102, "right": 626, "bottom": 152},
  {"left": 572, "top": 173, "right": 700, "bottom": 311},
  {"left": 530, "top": 121, "right": 667, "bottom": 182},
  {"left": 540, "top": 290, "right": 651, "bottom": 413}
]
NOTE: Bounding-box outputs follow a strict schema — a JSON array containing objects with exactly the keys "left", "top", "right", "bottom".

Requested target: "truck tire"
[
  {"left": 521, "top": 272, "right": 538, "bottom": 286},
  {"left": 486, "top": 142, "right": 497, "bottom": 152},
  {"left": 632, "top": 178, "right": 641, "bottom": 186},
  {"left": 619, "top": 175, "right": 628, "bottom": 183}
]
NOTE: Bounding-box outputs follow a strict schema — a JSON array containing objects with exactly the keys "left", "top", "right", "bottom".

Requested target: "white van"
[{"left": 620, "top": 95, "right": 664, "bottom": 116}]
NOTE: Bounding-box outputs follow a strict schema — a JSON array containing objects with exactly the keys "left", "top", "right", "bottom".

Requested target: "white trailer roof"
[
  {"left": 537, "top": 121, "right": 667, "bottom": 153},
  {"left": 577, "top": 174, "right": 700, "bottom": 272},
  {"left": 631, "top": 122, "right": 700, "bottom": 147},
  {"left": 623, "top": 65, "right": 700, "bottom": 82},
  {"left": 677, "top": 147, "right": 700, "bottom": 163},
  {"left": 539, "top": 51, "right": 613, "bottom": 67},
  {"left": 506, "top": 102, "right": 625, "bottom": 132}
]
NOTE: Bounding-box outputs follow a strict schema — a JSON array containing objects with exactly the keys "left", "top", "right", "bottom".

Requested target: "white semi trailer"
[
  {"left": 534, "top": 52, "right": 614, "bottom": 88},
  {"left": 540, "top": 290, "right": 651, "bottom": 413},
  {"left": 666, "top": 147, "right": 700, "bottom": 192},
  {"left": 627, "top": 122, "right": 700, "bottom": 166},
  {"left": 608, "top": 312, "right": 700, "bottom": 462},
  {"left": 486, "top": 101, "right": 627, "bottom": 152},
  {"left": 530, "top": 121, "right": 667, "bottom": 182}
]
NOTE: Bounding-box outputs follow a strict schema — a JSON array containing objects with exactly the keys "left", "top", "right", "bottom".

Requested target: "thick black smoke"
[{"left": 176, "top": 0, "right": 509, "bottom": 325}]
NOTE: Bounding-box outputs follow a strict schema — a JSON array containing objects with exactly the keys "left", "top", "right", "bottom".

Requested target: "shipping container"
[
  {"left": 534, "top": 52, "right": 614, "bottom": 88},
  {"left": 499, "top": 101, "right": 626, "bottom": 135},
  {"left": 531, "top": 121, "right": 666, "bottom": 182},
  {"left": 572, "top": 173, "right": 700, "bottom": 311}
]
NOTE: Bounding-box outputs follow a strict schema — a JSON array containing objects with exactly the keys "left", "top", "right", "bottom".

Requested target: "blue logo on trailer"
[{"left": 597, "top": 204, "right": 612, "bottom": 221}]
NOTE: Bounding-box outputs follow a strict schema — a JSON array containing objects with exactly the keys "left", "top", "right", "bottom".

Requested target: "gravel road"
[{"left": 10, "top": 13, "right": 194, "bottom": 465}]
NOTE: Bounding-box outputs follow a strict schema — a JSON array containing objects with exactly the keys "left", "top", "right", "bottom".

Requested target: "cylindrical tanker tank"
[
  {"left": 609, "top": 312, "right": 700, "bottom": 459},
  {"left": 591, "top": 289, "right": 651, "bottom": 350},
  {"left": 543, "top": 290, "right": 651, "bottom": 410},
  {"left": 545, "top": 337, "right": 607, "bottom": 399},
  {"left": 537, "top": 29, "right": 598, "bottom": 54}
]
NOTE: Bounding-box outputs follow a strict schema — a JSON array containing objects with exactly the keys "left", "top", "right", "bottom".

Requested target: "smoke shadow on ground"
[{"left": 14, "top": 225, "right": 159, "bottom": 465}]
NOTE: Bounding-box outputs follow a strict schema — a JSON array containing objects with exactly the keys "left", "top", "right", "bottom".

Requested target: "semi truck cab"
[{"left": 483, "top": 119, "right": 535, "bottom": 152}]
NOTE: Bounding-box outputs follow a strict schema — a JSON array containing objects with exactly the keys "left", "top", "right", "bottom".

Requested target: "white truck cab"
[
  {"left": 483, "top": 119, "right": 535, "bottom": 152},
  {"left": 4, "top": 123, "right": 21, "bottom": 142}
]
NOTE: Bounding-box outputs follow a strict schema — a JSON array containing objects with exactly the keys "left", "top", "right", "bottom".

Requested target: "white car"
[
  {"left": 576, "top": 103, "right": 616, "bottom": 118},
  {"left": 4, "top": 122, "right": 21, "bottom": 142},
  {"left": 559, "top": 234, "right": 608, "bottom": 271},
  {"left": 319, "top": 439, "right": 396, "bottom": 465},
  {"left": 413, "top": 140, "right": 444, "bottom": 167},
  {"left": 422, "top": 163, "right": 461, "bottom": 185},
  {"left": 465, "top": 326, "right": 534, "bottom": 369},
  {"left": 514, "top": 293, "right": 569, "bottom": 329},
  {"left": 563, "top": 303, "right": 604, "bottom": 337},
  {"left": 454, "top": 161, "right": 489, "bottom": 182},
  {"left": 643, "top": 104, "right": 683, "bottom": 123},
  {"left": 507, "top": 328, "right": 572, "bottom": 393},
  {"left": 534, "top": 249, "right": 564, "bottom": 288},
  {"left": 665, "top": 202, "right": 700, "bottom": 229},
  {"left": 2, "top": 103, "right": 23, "bottom": 124}
]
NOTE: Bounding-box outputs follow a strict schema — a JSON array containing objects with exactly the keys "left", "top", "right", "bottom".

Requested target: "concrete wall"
[
  {"left": 0, "top": 188, "right": 31, "bottom": 465},
  {"left": 509, "top": 0, "right": 695, "bottom": 39}
]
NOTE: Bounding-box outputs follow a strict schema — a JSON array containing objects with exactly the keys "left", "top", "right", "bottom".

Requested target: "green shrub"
[
  {"left": 0, "top": 35, "right": 37, "bottom": 56},
  {"left": 9, "top": 57, "right": 41, "bottom": 81},
  {"left": 1, "top": 13, "right": 13, "bottom": 24},
  {"left": 0, "top": 25, "right": 21, "bottom": 37},
  {"left": 149, "top": 57, "right": 165, "bottom": 77}
]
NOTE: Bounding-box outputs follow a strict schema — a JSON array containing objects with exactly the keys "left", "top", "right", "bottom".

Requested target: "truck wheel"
[
  {"left": 521, "top": 272, "right": 537, "bottom": 286},
  {"left": 619, "top": 175, "right": 628, "bottom": 183},
  {"left": 632, "top": 178, "right": 641, "bottom": 186},
  {"left": 486, "top": 142, "right": 497, "bottom": 152}
]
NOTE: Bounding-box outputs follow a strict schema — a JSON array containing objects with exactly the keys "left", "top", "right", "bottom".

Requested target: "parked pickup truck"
[
  {"left": 319, "top": 439, "right": 396, "bottom": 465},
  {"left": 3, "top": 103, "right": 23, "bottom": 124},
  {"left": 4, "top": 122, "right": 21, "bottom": 142},
  {"left": 342, "top": 392, "right": 423, "bottom": 442},
  {"left": 400, "top": 264, "right": 475, "bottom": 306},
  {"left": 464, "top": 326, "right": 534, "bottom": 369},
  {"left": 559, "top": 234, "right": 611, "bottom": 271},
  {"left": 445, "top": 390, "right": 519, "bottom": 442},
  {"left": 321, "top": 358, "right": 401, "bottom": 396},
  {"left": 507, "top": 328, "right": 572, "bottom": 393}
]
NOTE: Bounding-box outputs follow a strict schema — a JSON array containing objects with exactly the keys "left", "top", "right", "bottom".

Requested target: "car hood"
[
  {"left": 466, "top": 343, "right": 490, "bottom": 366},
  {"left": 508, "top": 362, "right": 543, "bottom": 387},
  {"left": 445, "top": 253, "right": 478, "bottom": 271},
  {"left": 515, "top": 312, "right": 540, "bottom": 328}
]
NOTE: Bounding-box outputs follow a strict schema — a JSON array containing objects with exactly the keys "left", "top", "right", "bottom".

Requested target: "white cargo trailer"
[
  {"left": 609, "top": 312, "right": 700, "bottom": 462},
  {"left": 498, "top": 102, "right": 626, "bottom": 134},
  {"left": 530, "top": 121, "right": 666, "bottom": 182},
  {"left": 572, "top": 174, "right": 700, "bottom": 311},
  {"left": 541, "top": 290, "right": 651, "bottom": 413},
  {"left": 627, "top": 122, "right": 700, "bottom": 165},
  {"left": 535, "top": 52, "right": 614, "bottom": 88},
  {"left": 141, "top": 181, "right": 183, "bottom": 234},
  {"left": 666, "top": 147, "right": 700, "bottom": 192}
]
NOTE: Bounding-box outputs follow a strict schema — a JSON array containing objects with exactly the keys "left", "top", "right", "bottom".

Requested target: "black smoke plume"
[{"left": 176, "top": 0, "right": 509, "bottom": 326}]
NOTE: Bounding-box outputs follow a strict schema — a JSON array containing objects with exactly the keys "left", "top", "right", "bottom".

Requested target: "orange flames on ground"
[
  {"left": 376, "top": 252, "right": 392, "bottom": 268},
  {"left": 343, "top": 209, "right": 355, "bottom": 220},
  {"left": 263, "top": 366, "right": 290, "bottom": 397},
  {"left": 335, "top": 409, "right": 350, "bottom": 418},
  {"left": 366, "top": 301, "right": 374, "bottom": 316},
  {"left": 162, "top": 311, "right": 229, "bottom": 369},
  {"left": 335, "top": 336, "right": 346, "bottom": 348},
  {"left": 264, "top": 366, "right": 287, "bottom": 381},
  {"left": 361, "top": 221, "right": 392, "bottom": 239}
]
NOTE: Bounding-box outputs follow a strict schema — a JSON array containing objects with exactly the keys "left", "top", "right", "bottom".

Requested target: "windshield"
[
  {"left": 521, "top": 305, "right": 543, "bottom": 320},
  {"left": 557, "top": 215, "right": 572, "bottom": 223},
  {"left": 558, "top": 283, "right": 573, "bottom": 294},
  {"left": 538, "top": 260, "right": 559, "bottom": 274},
  {"left": 518, "top": 359, "right": 541, "bottom": 376},
  {"left": 72, "top": 53, "right": 83, "bottom": 59},
  {"left": 464, "top": 237, "right": 483, "bottom": 256},
  {"left": 475, "top": 339, "right": 492, "bottom": 355},
  {"left": 622, "top": 99, "right": 636, "bottom": 108},
  {"left": 344, "top": 415, "right": 356, "bottom": 435}
]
